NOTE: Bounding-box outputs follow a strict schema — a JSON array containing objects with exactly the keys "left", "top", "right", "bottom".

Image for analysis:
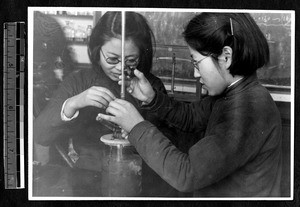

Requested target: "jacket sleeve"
[
  {"left": 146, "top": 73, "right": 168, "bottom": 95},
  {"left": 129, "top": 121, "right": 194, "bottom": 192},
  {"left": 142, "top": 90, "right": 215, "bottom": 133},
  {"left": 142, "top": 74, "right": 169, "bottom": 125},
  {"left": 128, "top": 120, "right": 245, "bottom": 192},
  {"left": 129, "top": 92, "right": 282, "bottom": 192},
  {"left": 33, "top": 71, "right": 85, "bottom": 146}
]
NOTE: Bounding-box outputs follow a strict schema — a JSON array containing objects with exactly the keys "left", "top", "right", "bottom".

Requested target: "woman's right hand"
[
  {"left": 63, "top": 86, "right": 116, "bottom": 118},
  {"left": 125, "top": 69, "right": 156, "bottom": 104}
]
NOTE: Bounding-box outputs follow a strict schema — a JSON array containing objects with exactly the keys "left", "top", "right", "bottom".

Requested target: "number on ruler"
[
  {"left": 7, "top": 175, "right": 15, "bottom": 186},
  {"left": 4, "top": 22, "right": 25, "bottom": 190}
]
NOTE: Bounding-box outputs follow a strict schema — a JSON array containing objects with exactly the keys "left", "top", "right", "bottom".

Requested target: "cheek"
[
  {"left": 100, "top": 61, "right": 113, "bottom": 73},
  {"left": 211, "top": 78, "right": 227, "bottom": 95},
  {"left": 201, "top": 66, "right": 218, "bottom": 82},
  {"left": 205, "top": 70, "right": 227, "bottom": 95}
]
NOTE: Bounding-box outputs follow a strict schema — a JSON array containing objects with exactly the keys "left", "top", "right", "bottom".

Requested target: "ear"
[{"left": 219, "top": 46, "right": 233, "bottom": 69}]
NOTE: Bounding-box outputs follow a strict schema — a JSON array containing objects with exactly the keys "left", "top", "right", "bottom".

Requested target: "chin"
[{"left": 207, "top": 91, "right": 217, "bottom": 96}]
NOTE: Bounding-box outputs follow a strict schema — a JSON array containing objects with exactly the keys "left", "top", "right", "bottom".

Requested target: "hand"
[
  {"left": 64, "top": 86, "right": 116, "bottom": 118},
  {"left": 120, "top": 69, "right": 156, "bottom": 104},
  {"left": 97, "top": 99, "right": 144, "bottom": 133}
]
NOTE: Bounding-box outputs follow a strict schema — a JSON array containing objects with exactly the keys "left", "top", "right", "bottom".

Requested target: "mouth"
[{"left": 112, "top": 73, "right": 122, "bottom": 77}]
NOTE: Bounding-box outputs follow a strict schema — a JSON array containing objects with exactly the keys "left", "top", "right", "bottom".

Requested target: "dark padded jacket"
[
  {"left": 129, "top": 73, "right": 283, "bottom": 197},
  {"left": 33, "top": 67, "right": 174, "bottom": 169},
  {"left": 34, "top": 67, "right": 168, "bottom": 145}
]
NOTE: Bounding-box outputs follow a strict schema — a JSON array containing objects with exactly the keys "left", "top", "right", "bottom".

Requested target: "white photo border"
[{"left": 28, "top": 7, "right": 295, "bottom": 201}]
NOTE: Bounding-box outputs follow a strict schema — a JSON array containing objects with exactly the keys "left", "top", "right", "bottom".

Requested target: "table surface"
[{"left": 32, "top": 163, "right": 193, "bottom": 198}]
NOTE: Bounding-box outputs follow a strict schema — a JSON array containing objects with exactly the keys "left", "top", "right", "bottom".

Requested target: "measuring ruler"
[{"left": 3, "top": 22, "right": 25, "bottom": 189}]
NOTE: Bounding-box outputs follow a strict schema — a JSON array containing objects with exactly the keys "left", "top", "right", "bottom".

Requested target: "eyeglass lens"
[{"left": 101, "top": 48, "right": 138, "bottom": 66}]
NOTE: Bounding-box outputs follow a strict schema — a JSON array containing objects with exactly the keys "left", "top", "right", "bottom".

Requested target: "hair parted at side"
[
  {"left": 88, "top": 11, "right": 155, "bottom": 76},
  {"left": 183, "top": 13, "right": 269, "bottom": 76}
]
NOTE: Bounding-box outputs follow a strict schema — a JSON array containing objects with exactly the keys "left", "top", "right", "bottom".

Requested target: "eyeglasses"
[
  {"left": 190, "top": 55, "right": 211, "bottom": 70},
  {"left": 100, "top": 48, "right": 139, "bottom": 67}
]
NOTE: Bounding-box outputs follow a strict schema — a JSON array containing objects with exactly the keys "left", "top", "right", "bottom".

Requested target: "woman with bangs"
[{"left": 33, "top": 11, "right": 174, "bottom": 191}]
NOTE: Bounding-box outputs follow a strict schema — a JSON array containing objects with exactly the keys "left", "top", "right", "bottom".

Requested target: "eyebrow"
[
  {"left": 106, "top": 52, "right": 139, "bottom": 59},
  {"left": 105, "top": 51, "right": 119, "bottom": 57},
  {"left": 126, "top": 55, "right": 139, "bottom": 59}
]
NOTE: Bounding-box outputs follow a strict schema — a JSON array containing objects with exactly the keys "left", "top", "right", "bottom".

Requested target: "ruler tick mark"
[{"left": 4, "top": 22, "right": 25, "bottom": 189}]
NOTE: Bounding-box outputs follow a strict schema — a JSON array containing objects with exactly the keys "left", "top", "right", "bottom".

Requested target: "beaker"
[{"left": 100, "top": 134, "right": 142, "bottom": 197}]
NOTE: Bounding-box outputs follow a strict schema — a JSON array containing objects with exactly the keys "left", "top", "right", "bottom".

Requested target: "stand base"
[{"left": 100, "top": 134, "right": 131, "bottom": 147}]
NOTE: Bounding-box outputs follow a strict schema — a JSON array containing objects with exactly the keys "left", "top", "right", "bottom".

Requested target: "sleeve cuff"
[
  {"left": 128, "top": 121, "right": 154, "bottom": 145},
  {"left": 61, "top": 99, "right": 79, "bottom": 121},
  {"left": 141, "top": 89, "right": 157, "bottom": 106},
  {"left": 140, "top": 89, "right": 166, "bottom": 112}
]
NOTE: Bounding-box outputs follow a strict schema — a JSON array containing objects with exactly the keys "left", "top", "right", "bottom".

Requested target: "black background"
[{"left": 0, "top": 0, "right": 299, "bottom": 206}]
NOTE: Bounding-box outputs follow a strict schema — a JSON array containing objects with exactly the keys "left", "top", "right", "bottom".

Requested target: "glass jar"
[
  {"left": 63, "top": 21, "right": 75, "bottom": 42},
  {"left": 100, "top": 134, "right": 142, "bottom": 197}
]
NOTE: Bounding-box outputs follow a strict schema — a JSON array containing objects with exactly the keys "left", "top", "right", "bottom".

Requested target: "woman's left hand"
[{"left": 97, "top": 99, "right": 144, "bottom": 133}]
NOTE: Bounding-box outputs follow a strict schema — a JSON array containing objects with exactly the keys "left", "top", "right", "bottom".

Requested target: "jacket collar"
[{"left": 222, "top": 72, "right": 259, "bottom": 98}]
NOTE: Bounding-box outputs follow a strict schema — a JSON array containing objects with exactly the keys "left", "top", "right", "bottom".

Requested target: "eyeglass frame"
[
  {"left": 100, "top": 48, "right": 140, "bottom": 67},
  {"left": 190, "top": 54, "right": 212, "bottom": 71}
]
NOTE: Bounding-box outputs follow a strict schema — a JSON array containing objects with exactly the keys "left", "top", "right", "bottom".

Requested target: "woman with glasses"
[
  {"left": 98, "top": 13, "right": 283, "bottom": 197},
  {"left": 33, "top": 11, "right": 175, "bottom": 192}
]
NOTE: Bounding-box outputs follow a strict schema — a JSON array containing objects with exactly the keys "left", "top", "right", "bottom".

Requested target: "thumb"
[{"left": 134, "top": 69, "right": 147, "bottom": 83}]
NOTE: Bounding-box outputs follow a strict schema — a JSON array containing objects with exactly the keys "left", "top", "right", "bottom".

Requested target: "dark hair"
[
  {"left": 33, "top": 11, "right": 76, "bottom": 116},
  {"left": 34, "top": 11, "right": 75, "bottom": 77},
  {"left": 88, "top": 11, "right": 155, "bottom": 76},
  {"left": 183, "top": 13, "right": 269, "bottom": 76}
]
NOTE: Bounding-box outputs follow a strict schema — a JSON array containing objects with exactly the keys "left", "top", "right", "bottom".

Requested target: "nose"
[
  {"left": 194, "top": 68, "right": 201, "bottom": 78},
  {"left": 115, "top": 62, "right": 122, "bottom": 71}
]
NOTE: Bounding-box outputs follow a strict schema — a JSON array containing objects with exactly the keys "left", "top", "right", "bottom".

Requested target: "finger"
[
  {"left": 126, "top": 79, "right": 139, "bottom": 95},
  {"left": 89, "top": 100, "right": 106, "bottom": 109},
  {"left": 106, "top": 105, "right": 122, "bottom": 117},
  {"left": 96, "top": 115, "right": 115, "bottom": 131},
  {"left": 121, "top": 128, "right": 126, "bottom": 134},
  {"left": 88, "top": 94, "right": 110, "bottom": 108},
  {"left": 95, "top": 113, "right": 102, "bottom": 121},
  {"left": 96, "top": 93, "right": 113, "bottom": 105},
  {"left": 122, "top": 132, "right": 129, "bottom": 139},
  {"left": 118, "top": 78, "right": 131, "bottom": 87},
  {"left": 127, "top": 86, "right": 133, "bottom": 94},
  {"left": 91, "top": 91, "right": 115, "bottom": 105},
  {"left": 125, "top": 79, "right": 131, "bottom": 87},
  {"left": 133, "top": 69, "right": 147, "bottom": 83},
  {"left": 85, "top": 94, "right": 107, "bottom": 108},
  {"left": 108, "top": 100, "right": 127, "bottom": 113},
  {"left": 96, "top": 113, "right": 117, "bottom": 124},
  {"left": 113, "top": 98, "right": 131, "bottom": 106},
  {"left": 93, "top": 86, "right": 116, "bottom": 100}
]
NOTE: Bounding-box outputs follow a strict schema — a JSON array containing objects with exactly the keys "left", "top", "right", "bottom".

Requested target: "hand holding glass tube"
[
  {"left": 120, "top": 69, "right": 156, "bottom": 105},
  {"left": 96, "top": 69, "right": 156, "bottom": 134},
  {"left": 95, "top": 66, "right": 139, "bottom": 139}
]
